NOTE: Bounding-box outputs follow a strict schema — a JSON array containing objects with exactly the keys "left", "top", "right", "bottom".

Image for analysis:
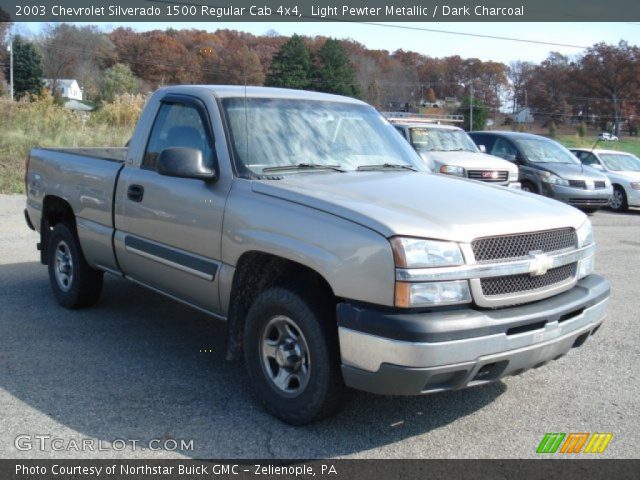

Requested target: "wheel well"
[
  {"left": 40, "top": 196, "right": 75, "bottom": 264},
  {"left": 225, "top": 251, "right": 335, "bottom": 361},
  {"left": 521, "top": 179, "right": 537, "bottom": 192}
]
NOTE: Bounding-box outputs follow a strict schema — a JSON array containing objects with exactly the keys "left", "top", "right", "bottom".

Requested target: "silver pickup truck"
[{"left": 25, "top": 86, "right": 610, "bottom": 425}]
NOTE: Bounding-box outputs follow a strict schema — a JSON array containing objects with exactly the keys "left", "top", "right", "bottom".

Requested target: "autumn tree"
[
  {"left": 507, "top": 60, "right": 534, "bottom": 112},
  {"left": 425, "top": 87, "right": 437, "bottom": 103},
  {"left": 312, "top": 38, "right": 359, "bottom": 97},
  {"left": 211, "top": 37, "right": 264, "bottom": 85},
  {"left": 102, "top": 63, "right": 140, "bottom": 101},
  {"left": 39, "top": 24, "right": 117, "bottom": 100},
  {"left": 522, "top": 52, "right": 573, "bottom": 125},
  {"left": 12, "top": 36, "right": 43, "bottom": 98},
  {"left": 574, "top": 41, "right": 640, "bottom": 135},
  {"left": 265, "top": 34, "right": 312, "bottom": 89},
  {"left": 110, "top": 28, "right": 200, "bottom": 87}
]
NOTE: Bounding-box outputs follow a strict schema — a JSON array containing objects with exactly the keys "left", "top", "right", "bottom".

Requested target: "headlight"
[
  {"left": 630, "top": 182, "right": 640, "bottom": 190},
  {"left": 439, "top": 165, "right": 465, "bottom": 177},
  {"left": 576, "top": 220, "right": 594, "bottom": 248},
  {"left": 391, "top": 237, "right": 464, "bottom": 268},
  {"left": 508, "top": 170, "right": 519, "bottom": 181},
  {"left": 395, "top": 280, "right": 472, "bottom": 308},
  {"left": 541, "top": 172, "right": 569, "bottom": 186},
  {"left": 604, "top": 177, "right": 612, "bottom": 188}
]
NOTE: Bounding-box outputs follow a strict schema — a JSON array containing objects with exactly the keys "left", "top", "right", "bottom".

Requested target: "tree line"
[{"left": 1, "top": 22, "right": 638, "bottom": 134}]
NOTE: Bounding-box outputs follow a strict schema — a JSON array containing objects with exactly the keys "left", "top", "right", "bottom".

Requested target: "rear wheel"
[
  {"left": 47, "top": 223, "right": 103, "bottom": 309},
  {"left": 609, "top": 186, "right": 628, "bottom": 212},
  {"left": 244, "top": 287, "right": 344, "bottom": 425}
]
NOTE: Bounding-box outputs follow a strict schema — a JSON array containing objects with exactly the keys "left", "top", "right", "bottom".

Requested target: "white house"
[
  {"left": 513, "top": 107, "right": 534, "bottom": 124},
  {"left": 44, "top": 79, "right": 83, "bottom": 101}
]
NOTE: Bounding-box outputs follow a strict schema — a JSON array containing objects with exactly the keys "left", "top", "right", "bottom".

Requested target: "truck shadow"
[{"left": 0, "top": 262, "right": 505, "bottom": 459}]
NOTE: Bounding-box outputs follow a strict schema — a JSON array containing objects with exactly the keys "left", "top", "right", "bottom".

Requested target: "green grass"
[
  {"left": 555, "top": 134, "right": 640, "bottom": 157},
  {"left": 0, "top": 95, "right": 144, "bottom": 194}
]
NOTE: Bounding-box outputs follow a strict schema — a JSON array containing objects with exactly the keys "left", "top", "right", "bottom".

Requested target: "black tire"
[
  {"left": 521, "top": 181, "right": 537, "bottom": 194},
  {"left": 243, "top": 286, "right": 344, "bottom": 425},
  {"left": 609, "top": 185, "right": 628, "bottom": 212},
  {"left": 47, "top": 223, "right": 103, "bottom": 309}
]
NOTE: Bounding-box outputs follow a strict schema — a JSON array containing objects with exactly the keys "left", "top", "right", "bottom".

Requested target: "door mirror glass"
[
  {"left": 157, "top": 147, "right": 217, "bottom": 181},
  {"left": 478, "top": 144, "right": 487, "bottom": 153}
]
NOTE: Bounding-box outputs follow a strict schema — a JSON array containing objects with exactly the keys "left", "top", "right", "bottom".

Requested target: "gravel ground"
[{"left": 0, "top": 194, "right": 638, "bottom": 459}]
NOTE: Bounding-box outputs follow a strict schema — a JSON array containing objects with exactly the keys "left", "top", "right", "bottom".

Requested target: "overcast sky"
[{"left": 20, "top": 21, "right": 640, "bottom": 64}]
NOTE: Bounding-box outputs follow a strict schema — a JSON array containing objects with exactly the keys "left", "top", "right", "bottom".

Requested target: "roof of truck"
[
  {"left": 393, "top": 122, "right": 462, "bottom": 131},
  {"left": 157, "top": 85, "right": 367, "bottom": 105}
]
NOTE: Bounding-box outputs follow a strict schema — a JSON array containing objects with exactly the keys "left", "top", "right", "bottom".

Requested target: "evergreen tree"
[
  {"left": 265, "top": 34, "right": 311, "bottom": 89},
  {"left": 13, "top": 36, "right": 43, "bottom": 98},
  {"left": 458, "top": 97, "right": 489, "bottom": 131},
  {"left": 312, "top": 38, "right": 360, "bottom": 98}
]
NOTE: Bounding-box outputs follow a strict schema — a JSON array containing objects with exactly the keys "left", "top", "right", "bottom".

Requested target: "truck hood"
[
  {"left": 422, "top": 151, "right": 518, "bottom": 172},
  {"left": 252, "top": 172, "right": 586, "bottom": 242}
]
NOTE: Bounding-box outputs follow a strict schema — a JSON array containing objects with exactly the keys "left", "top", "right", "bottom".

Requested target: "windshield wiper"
[
  {"left": 262, "top": 163, "right": 345, "bottom": 173},
  {"left": 357, "top": 163, "right": 417, "bottom": 172}
]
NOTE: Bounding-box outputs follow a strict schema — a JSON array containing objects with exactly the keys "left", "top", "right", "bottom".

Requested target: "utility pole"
[
  {"left": 469, "top": 81, "right": 474, "bottom": 132},
  {"left": 8, "top": 38, "right": 14, "bottom": 101}
]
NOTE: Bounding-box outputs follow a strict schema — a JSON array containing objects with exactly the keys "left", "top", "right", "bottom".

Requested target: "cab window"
[{"left": 143, "top": 102, "right": 212, "bottom": 171}]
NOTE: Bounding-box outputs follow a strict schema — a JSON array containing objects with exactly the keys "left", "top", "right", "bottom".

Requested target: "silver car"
[{"left": 571, "top": 148, "right": 640, "bottom": 211}]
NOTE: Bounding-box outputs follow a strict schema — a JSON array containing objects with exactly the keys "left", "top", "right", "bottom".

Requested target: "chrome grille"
[
  {"left": 472, "top": 228, "right": 577, "bottom": 262},
  {"left": 480, "top": 263, "right": 577, "bottom": 297},
  {"left": 467, "top": 170, "right": 509, "bottom": 183}
]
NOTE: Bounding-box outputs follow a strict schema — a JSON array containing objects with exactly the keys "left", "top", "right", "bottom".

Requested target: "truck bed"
[
  {"left": 36, "top": 147, "right": 128, "bottom": 163},
  {"left": 27, "top": 148, "right": 127, "bottom": 273}
]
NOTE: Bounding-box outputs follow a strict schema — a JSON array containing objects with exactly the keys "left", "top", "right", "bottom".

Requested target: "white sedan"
[
  {"left": 598, "top": 132, "right": 619, "bottom": 141},
  {"left": 571, "top": 148, "right": 640, "bottom": 211}
]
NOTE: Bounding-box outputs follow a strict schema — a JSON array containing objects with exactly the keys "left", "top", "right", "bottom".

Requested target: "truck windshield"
[
  {"left": 221, "top": 97, "right": 424, "bottom": 176},
  {"left": 409, "top": 127, "right": 478, "bottom": 153},
  {"left": 516, "top": 138, "right": 580, "bottom": 164},
  {"left": 599, "top": 153, "right": 640, "bottom": 172}
]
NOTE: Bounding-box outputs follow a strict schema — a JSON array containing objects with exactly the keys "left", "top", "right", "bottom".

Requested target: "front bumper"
[
  {"left": 625, "top": 186, "right": 640, "bottom": 207},
  {"left": 545, "top": 184, "right": 612, "bottom": 209},
  {"left": 338, "top": 275, "right": 609, "bottom": 395}
]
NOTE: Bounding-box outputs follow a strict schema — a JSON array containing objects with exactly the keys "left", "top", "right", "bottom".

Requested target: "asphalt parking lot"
[{"left": 1, "top": 194, "right": 638, "bottom": 459}]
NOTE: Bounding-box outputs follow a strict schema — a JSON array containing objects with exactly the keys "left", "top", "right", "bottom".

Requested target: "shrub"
[{"left": 577, "top": 121, "right": 587, "bottom": 138}]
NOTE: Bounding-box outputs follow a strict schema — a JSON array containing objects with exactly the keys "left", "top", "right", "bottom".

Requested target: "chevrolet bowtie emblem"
[{"left": 528, "top": 251, "right": 554, "bottom": 276}]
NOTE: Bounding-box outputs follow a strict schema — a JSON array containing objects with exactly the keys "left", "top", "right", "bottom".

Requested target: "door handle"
[{"left": 127, "top": 184, "right": 144, "bottom": 202}]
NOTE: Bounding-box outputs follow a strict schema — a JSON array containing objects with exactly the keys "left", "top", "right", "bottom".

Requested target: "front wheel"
[
  {"left": 47, "top": 223, "right": 103, "bottom": 309},
  {"left": 521, "top": 181, "right": 537, "bottom": 194},
  {"left": 244, "top": 287, "right": 344, "bottom": 425},
  {"left": 609, "top": 186, "right": 628, "bottom": 212}
]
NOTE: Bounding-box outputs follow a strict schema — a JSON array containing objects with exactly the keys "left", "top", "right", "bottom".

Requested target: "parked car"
[
  {"left": 598, "top": 132, "right": 619, "bottom": 141},
  {"left": 469, "top": 131, "right": 612, "bottom": 212},
  {"left": 25, "top": 86, "right": 609, "bottom": 424},
  {"left": 570, "top": 148, "right": 640, "bottom": 211},
  {"left": 391, "top": 121, "right": 520, "bottom": 188}
]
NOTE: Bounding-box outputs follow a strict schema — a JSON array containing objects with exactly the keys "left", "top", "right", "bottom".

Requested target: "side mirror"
[
  {"left": 157, "top": 147, "right": 217, "bottom": 181},
  {"left": 478, "top": 145, "right": 487, "bottom": 153}
]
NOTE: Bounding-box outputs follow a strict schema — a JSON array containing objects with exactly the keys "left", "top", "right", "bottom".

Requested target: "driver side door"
[{"left": 114, "top": 94, "right": 231, "bottom": 315}]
